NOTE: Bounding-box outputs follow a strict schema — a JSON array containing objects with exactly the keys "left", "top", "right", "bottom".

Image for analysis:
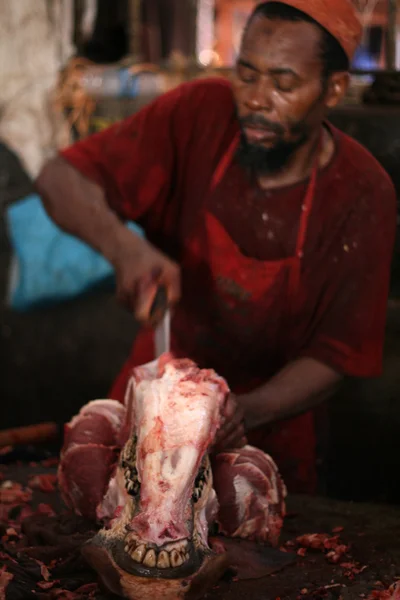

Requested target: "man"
[{"left": 36, "top": 0, "right": 397, "bottom": 494}]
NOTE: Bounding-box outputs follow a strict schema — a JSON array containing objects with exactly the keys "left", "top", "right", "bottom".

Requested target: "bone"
[
  {"left": 131, "top": 544, "right": 147, "bottom": 564},
  {"left": 143, "top": 549, "right": 157, "bottom": 568},
  {"left": 157, "top": 550, "right": 170, "bottom": 569},
  {"left": 170, "top": 549, "right": 184, "bottom": 568}
]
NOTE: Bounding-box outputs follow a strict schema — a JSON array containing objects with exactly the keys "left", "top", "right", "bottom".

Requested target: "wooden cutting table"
[{"left": 1, "top": 461, "right": 400, "bottom": 600}]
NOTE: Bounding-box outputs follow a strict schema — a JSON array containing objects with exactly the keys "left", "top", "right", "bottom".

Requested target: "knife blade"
[
  {"left": 150, "top": 286, "right": 170, "bottom": 358},
  {"left": 155, "top": 308, "right": 171, "bottom": 358}
]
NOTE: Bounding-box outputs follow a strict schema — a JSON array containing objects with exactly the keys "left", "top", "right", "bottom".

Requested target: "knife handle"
[{"left": 149, "top": 286, "right": 168, "bottom": 325}]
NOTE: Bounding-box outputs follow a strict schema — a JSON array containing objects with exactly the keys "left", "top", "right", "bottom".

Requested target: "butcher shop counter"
[{"left": 1, "top": 460, "right": 400, "bottom": 600}]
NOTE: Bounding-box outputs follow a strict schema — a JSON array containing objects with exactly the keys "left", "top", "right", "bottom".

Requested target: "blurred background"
[{"left": 1, "top": 0, "right": 400, "bottom": 505}]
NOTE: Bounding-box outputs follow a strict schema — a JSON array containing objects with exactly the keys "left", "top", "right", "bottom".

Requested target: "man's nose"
[{"left": 246, "top": 79, "right": 273, "bottom": 112}]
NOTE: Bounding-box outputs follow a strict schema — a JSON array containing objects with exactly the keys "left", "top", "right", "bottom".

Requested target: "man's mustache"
[{"left": 239, "top": 114, "right": 285, "bottom": 136}]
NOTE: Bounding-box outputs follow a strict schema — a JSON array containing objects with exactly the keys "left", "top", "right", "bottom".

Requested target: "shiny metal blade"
[{"left": 154, "top": 309, "right": 171, "bottom": 358}]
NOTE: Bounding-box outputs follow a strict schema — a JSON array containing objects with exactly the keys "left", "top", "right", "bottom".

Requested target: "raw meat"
[
  {"left": 368, "top": 583, "right": 400, "bottom": 600},
  {"left": 58, "top": 400, "right": 126, "bottom": 520},
  {"left": 0, "top": 566, "right": 13, "bottom": 600},
  {"left": 212, "top": 446, "right": 287, "bottom": 546},
  {"left": 62, "top": 400, "right": 126, "bottom": 450}
]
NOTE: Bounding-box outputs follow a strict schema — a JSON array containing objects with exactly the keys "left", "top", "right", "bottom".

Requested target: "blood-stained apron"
[{"left": 110, "top": 132, "right": 323, "bottom": 494}]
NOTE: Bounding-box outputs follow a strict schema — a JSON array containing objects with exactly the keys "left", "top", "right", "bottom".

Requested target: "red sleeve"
[
  {"left": 299, "top": 171, "right": 397, "bottom": 378},
  {"left": 60, "top": 85, "right": 186, "bottom": 223}
]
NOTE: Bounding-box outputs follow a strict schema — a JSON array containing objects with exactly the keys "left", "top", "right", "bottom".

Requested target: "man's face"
[{"left": 232, "top": 15, "right": 345, "bottom": 173}]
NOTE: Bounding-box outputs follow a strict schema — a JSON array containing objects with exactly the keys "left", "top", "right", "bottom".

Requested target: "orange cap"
[{"left": 262, "top": 0, "right": 363, "bottom": 60}]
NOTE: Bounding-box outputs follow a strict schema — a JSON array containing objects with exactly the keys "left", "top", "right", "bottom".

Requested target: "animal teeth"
[
  {"left": 170, "top": 549, "right": 183, "bottom": 568},
  {"left": 143, "top": 549, "right": 157, "bottom": 568},
  {"left": 131, "top": 544, "right": 146, "bottom": 563},
  {"left": 185, "top": 552, "right": 190, "bottom": 562},
  {"left": 164, "top": 541, "right": 187, "bottom": 553},
  {"left": 157, "top": 551, "right": 170, "bottom": 569}
]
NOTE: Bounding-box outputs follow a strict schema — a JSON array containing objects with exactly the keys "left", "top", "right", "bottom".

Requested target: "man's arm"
[
  {"left": 36, "top": 156, "right": 136, "bottom": 267},
  {"left": 35, "top": 86, "right": 189, "bottom": 321},
  {"left": 213, "top": 358, "right": 341, "bottom": 450},
  {"left": 240, "top": 357, "right": 342, "bottom": 430},
  {"left": 36, "top": 157, "right": 180, "bottom": 322}
]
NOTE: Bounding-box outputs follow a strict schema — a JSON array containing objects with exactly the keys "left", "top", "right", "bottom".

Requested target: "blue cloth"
[{"left": 5, "top": 194, "right": 144, "bottom": 311}]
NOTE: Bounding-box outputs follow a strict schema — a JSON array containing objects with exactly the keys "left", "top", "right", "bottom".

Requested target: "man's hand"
[
  {"left": 213, "top": 394, "right": 247, "bottom": 453},
  {"left": 113, "top": 231, "right": 181, "bottom": 326}
]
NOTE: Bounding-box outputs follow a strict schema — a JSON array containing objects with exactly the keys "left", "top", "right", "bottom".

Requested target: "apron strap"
[
  {"left": 288, "top": 133, "right": 323, "bottom": 299},
  {"left": 210, "top": 132, "right": 240, "bottom": 191}
]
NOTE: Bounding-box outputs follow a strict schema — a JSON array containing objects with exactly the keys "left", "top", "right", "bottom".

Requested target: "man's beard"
[{"left": 235, "top": 114, "right": 309, "bottom": 175}]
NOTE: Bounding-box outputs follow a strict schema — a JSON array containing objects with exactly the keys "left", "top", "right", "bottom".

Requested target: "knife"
[{"left": 150, "top": 286, "right": 170, "bottom": 358}]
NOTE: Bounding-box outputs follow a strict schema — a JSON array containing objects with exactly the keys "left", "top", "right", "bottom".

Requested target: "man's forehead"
[{"left": 240, "top": 15, "right": 322, "bottom": 73}]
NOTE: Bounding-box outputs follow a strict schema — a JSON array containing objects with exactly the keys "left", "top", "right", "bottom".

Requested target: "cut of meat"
[
  {"left": 126, "top": 356, "right": 229, "bottom": 546},
  {"left": 63, "top": 400, "right": 126, "bottom": 452},
  {"left": 58, "top": 444, "right": 120, "bottom": 521},
  {"left": 63, "top": 413, "right": 117, "bottom": 448},
  {"left": 58, "top": 400, "right": 127, "bottom": 521},
  {"left": 212, "top": 446, "right": 287, "bottom": 546}
]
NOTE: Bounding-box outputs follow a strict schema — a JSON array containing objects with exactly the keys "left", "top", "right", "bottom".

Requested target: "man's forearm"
[
  {"left": 36, "top": 156, "right": 141, "bottom": 267},
  {"left": 239, "top": 357, "right": 343, "bottom": 430}
]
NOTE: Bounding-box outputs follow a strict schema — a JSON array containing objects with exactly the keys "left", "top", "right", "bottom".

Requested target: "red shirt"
[{"left": 61, "top": 77, "right": 397, "bottom": 379}]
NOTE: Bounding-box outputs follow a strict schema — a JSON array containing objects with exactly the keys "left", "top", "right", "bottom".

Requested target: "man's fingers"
[
  {"left": 116, "top": 282, "right": 137, "bottom": 314},
  {"left": 222, "top": 395, "right": 244, "bottom": 423},
  {"left": 214, "top": 429, "right": 247, "bottom": 453},
  {"left": 217, "top": 418, "right": 241, "bottom": 441},
  {"left": 215, "top": 420, "right": 246, "bottom": 448},
  {"left": 134, "top": 265, "right": 181, "bottom": 324},
  {"left": 164, "top": 264, "right": 181, "bottom": 305},
  {"left": 135, "top": 288, "right": 157, "bottom": 323}
]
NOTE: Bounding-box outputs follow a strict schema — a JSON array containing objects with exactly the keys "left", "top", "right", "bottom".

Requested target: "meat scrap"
[
  {"left": 332, "top": 526, "right": 344, "bottom": 533},
  {"left": 37, "top": 580, "right": 57, "bottom": 590},
  {"left": 0, "top": 566, "right": 14, "bottom": 600},
  {"left": 0, "top": 480, "right": 32, "bottom": 504},
  {"left": 340, "top": 561, "right": 368, "bottom": 579},
  {"left": 367, "top": 582, "right": 400, "bottom": 600},
  {"left": 28, "top": 474, "right": 58, "bottom": 493},
  {"left": 37, "top": 583, "right": 99, "bottom": 599},
  {"left": 295, "top": 533, "right": 350, "bottom": 564},
  {"left": 297, "top": 583, "right": 344, "bottom": 599},
  {"left": 0, "top": 480, "right": 33, "bottom": 523}
]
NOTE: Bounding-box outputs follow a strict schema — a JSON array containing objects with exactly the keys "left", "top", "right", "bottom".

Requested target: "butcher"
[{"left": 36, "top": 0, "right": 396, "bottom": 495}]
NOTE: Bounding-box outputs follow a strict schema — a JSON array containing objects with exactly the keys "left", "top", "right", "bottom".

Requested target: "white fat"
[
  {"left": 197, "top": 487, "right": 219, "bottom": 547},
  {"left": 233, "top": 474, "right": 255, "bottom": 524},
  {"left": 67, "top": 399, "right": 126, "bottom": 432},
  {"left": 96, "top": 469, "right": 127, "bottom": 521}
]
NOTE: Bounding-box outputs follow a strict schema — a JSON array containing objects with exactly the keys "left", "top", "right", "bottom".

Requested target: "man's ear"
[{"left": 324, "top": 72, "right": 350, "bottom": 108}]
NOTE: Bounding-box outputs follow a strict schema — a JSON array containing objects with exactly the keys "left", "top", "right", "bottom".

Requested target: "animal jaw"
[{"left": 91, "top": 439, "right": 218, "bottom": 583}]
